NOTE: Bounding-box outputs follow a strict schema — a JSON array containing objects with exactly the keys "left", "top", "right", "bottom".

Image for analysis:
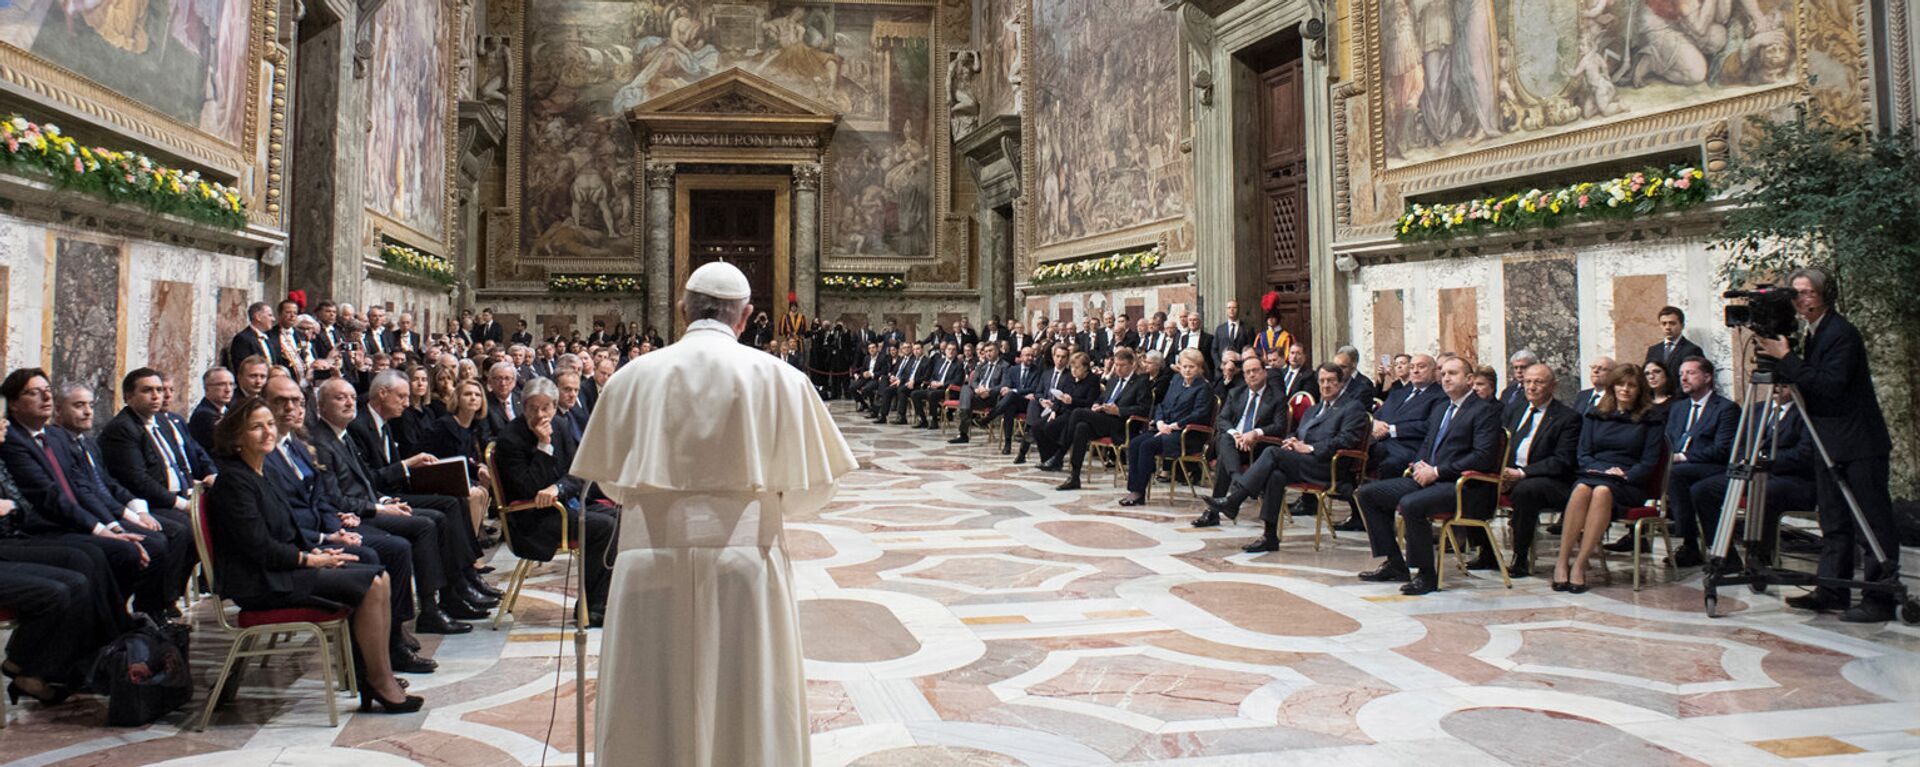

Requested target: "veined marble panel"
[{"left": 52, "top": 236, "right": 122, "bottom": 409}]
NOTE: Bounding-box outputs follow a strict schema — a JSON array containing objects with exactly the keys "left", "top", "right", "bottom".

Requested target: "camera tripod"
[{"left": 1703, "top": 370, "right": 1919, "bottom": 623}]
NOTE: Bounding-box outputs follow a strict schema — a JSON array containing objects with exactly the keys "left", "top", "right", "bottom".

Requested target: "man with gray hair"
[
  {"left": 1501, "top": 349, "right": 1539, "bottom": 407},
  {"left": 1334, "top": 345, "right": 1377, "bottom": 405},
  {"left": 575, "top": 261, "right": 856, "bottom": 765}
]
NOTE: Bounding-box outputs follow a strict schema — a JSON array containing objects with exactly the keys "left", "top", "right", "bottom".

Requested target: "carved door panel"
[
  {"left": 688, "top": 190, "right": 776, "bottom": 316},
  {"left": 1257, "top": 55, "right": 1311, "bottom": 352}
]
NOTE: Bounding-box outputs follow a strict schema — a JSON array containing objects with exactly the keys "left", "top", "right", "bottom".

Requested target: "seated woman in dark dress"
[
  {"left": 1029, "top": 351, "right": 1102, "bottom": 467},
  {"left": 203, "top": 398, "right": 421, "bottom": 713},
  {"left": 422, "top": 379, "right": 495, "bottom": 542},
  {"left": 1552, "top": 363, "right": 1666, "bottom": 592},
  {"left": 1120, "top": 348, "right": 1215, "bottom": 506}
]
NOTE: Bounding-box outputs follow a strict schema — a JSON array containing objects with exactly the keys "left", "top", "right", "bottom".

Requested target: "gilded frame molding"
[
  {"left": 363, "top": 0, "right": 463, "bottom": 260},
  {"left": 0, "top": 0, "right": 271, "bottom": 204}
]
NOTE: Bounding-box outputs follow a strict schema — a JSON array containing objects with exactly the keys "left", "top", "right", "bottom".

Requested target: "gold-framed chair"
[
  {"left": 484, "top": 442, "right": 579, "bottom": 630},
  {"left": 1089, "top": 415, "right": 1150, "bottom": 487},
  {"left": 0, "top": 608, "right": 12, "bottom": 727},
  {"left": 187, "top": 484, "right": 355, "bottom": 731},
  {"left": 1597, "top": 446, "right": 1677, "bottom": 591},
  {"left": 1145, "top": 417, "right": 1215, "bottom": 503},
  {"left": 1435, "top": 433, "right": 1512, "bottom": 590},
  {"left": 1270, "top": 422, "right": 1374, "bottom": 550}
]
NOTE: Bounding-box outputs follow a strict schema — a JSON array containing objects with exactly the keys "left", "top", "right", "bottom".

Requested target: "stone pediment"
[{"left": 630, "top": 68, "right": 838, "bottom": 119}]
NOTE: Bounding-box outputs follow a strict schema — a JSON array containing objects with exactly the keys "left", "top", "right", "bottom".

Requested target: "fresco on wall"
[
  {"left": 365, "top": 0, "right": 450, "bottom": 241},
  {"left": 521, "top": 1, "right": 932, "bottom": 263},
  {"left": 977, "top": 0, "right": 1020, "bottom": 117},
  {"left": 1031, "top": 0, "right": 1189, "bottom": 249},
  {"left": 0, "top": 0, "right": 253, "bottom": 143},
  {"left": 1379, "top": 0, "right": 1797, "bottom": 166}
]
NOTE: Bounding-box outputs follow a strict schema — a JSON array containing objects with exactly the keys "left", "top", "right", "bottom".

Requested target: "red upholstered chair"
[
  {"left": 1090, "top": 416, "right": 1150, "bottom": 487},
  {"left": 188, "top": 484, "right": 355, "bottom": 731},
  {"left": 485, "top": 442, "right": 581, "bottom": 630},
  {"left": 1267, "top": 418, "right": 1374, "bottom": 550},
  {"left": 938, "top": 385, "right": 965, "bottom": 435},
  {"left": 1599, "top": 445, "right": 1676, "bottom": 591},
  {"left": 1434, "top": 432, "right": 1512, "bottom": 589},
  {"left": 1287, "top": 392, "right": 1315, "bottom": 427}
]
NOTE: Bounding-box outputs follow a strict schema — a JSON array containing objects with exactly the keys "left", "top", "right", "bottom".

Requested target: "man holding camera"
[{"left": 1754, "top": 268, "right": 1899, "bottom": 624}]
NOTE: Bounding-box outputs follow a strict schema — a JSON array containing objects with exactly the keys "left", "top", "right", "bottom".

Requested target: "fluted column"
[
  {"left": 645, "top": 160, "right": 675, "bottom": 338},
  {"left": 792, "top": 162, "right": 822, "bottom": 315}
]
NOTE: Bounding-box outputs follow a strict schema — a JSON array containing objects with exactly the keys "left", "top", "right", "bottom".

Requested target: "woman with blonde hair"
[
  {"left": 1119, "top": 348, "right": 1213, "bottom": 506},
  {"left": 1552, "top": 363, "right": 1666, "bottom": 592}
]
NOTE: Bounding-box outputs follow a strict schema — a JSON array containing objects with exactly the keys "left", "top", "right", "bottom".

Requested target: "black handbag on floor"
[{"left": 89, "top": 615, "right": 193, "bottom": 726}]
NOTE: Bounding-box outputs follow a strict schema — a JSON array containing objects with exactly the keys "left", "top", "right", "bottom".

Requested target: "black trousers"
[
  {"left": 506, "top": 507, "right": 617, "bottom": 610},
  {"left": 1369, "top": 440, "right": 1418, "bottom": 483},
  {"left": 1210, "top": 434, "right": 1276, "bottom": 498},
  {"left": 352, "top": 526, "right": 415, "bottom": 625},
  {"left": 1229, "top": 447, "right": 1331, "bottom": 522},
  {"left": 1508, "top": 476, "right": 1574, "bottom": 564},
  {"left": 0, "top": 541, "right": 121, "bottom": 684},
  {"left": 1064, "top": 410, "right": 1125, "bottom": 475},
  {"left": 874, "top": 383, "right": 910, "bottom": 421},
  {"left": 1810, "top": 454, "right": 1898, "bottom": 607},
  {"left": 910, "top": 385, "right": 947, "bottom": 422},
  {"left": 134, "top": 506, "right": 194, "bottom": 615},
  {"left": 1033, "top": 407, "right": 1078, "bottom": 463},
  {"left": 983, "top": 393, "right": 1028, "bottom": 446},
  {"left": 1355, "top": 477, "right": 1479, "bottom": 573},
  {"left": 1690, "top": 472, "right": 1813, "bottom": 564},
  {"left": 396, "top": 494, "right": 476, "bottom": 586},
  {"left": 1665, "top": 462, "right": 1726, "bottom": 543}
]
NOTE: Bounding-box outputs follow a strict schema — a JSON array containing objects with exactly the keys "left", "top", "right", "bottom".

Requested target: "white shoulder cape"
[{"left": 570, "top": 324, "right": 857, "bottom": 495}]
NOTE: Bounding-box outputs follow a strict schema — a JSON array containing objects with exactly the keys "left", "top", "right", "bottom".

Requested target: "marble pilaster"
[
  {"left": 644, "top": 161, "right": 676, "bottom": 338},
  {"left": 1504, "top": 255, "right": 1581, "bottom": 402},
  {"left": 793, "top": 162, "right": 822, "bottom": 315},
  {"left": 53, "top": 237, "right": 122, "bottom": 409}
]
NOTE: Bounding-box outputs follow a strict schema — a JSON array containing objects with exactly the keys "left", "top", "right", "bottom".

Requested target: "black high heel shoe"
[
  {"left": 359, "top": 687, "right": 425, "bottom": 714},
  {"left": 7, "top": 680, "right": 72, "bottom": 706}
]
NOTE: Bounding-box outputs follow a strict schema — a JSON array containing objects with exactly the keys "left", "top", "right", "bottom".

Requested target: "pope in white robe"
[{"left": 572, "top": 262, "right": 856, "bottom": 766}]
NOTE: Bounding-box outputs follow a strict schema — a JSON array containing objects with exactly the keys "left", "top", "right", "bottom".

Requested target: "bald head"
[
  {"left": 1408, "top": 354, "right": 1437, "bottom": 386},
  {"left": 1588, "top": 356, "right": 1615, "bottom": 388},
  {"left": 1521, "top": 362, "right": 1556, "bottom": 406}
]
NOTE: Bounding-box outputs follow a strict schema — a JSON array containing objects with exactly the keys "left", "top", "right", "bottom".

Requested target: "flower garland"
[
  {"left": 1030, "top": 245, "right": 1164, "bottom": 286},
  {"left": 820, "top": 273, "right": 907, "bottom": 294},
  {"left": 0, "top": 115, "right": 247, "bottom": 229},
  {"left": 379, "top": 243, "right": 457, "bottom": 284},
  {"left": 548, "top": 274, "right": 643, "bottom": 294},
  {"left": 1396, "top": 165, "right": 1710, "bottom": 242}
]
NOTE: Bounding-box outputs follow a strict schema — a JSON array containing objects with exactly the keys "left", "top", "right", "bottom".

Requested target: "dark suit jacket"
[
  {"left": 485, "top": 392, "right": 524, "bottom": 438},
  {"left": 1646, "top": 336, "right": 1706, "bottom": 371},
  {"left": 1498, "top": 382, "right": 1526, "bottom": 409},
  {"left": 1152, "top": 376, "right": 1213, "bottom": 427},
  {"left": 264, "top": 440, "right": 340, "bottom": 547},
  {"left": 385, "top": 329, "right": 423, "bottom": 355},
  {"left": 0, "top": 424, "right": 120, "bottom": 533},
  {"left": 1503, "top": 399, "right": 1581, "bottom": 480},
  {"left": 1272, "top": 366, "right": 1314, "bottom": 401},
  {"left": 161, "top": 411, "right": 215, "bottom": 480},
  {"left": 1293, "top": 397, "right": 1370, "bottom": 462},
  {"left": 923, "top": 354, "right": 967, "bottom": 389},
  {"left": 1773, "top": 311, "right": 1890, "bottom": 462},
  {"left": 75, "top": 433, "right": 137, "bottom": 506},
  {"left": 345, "top": 411, "right": 415, "bottom": 495},
  {"left": 204, "top": 457, "right": 306, "bottom": 602},
  {"left": 1176, "top": 331, "right": 1215, "bottom": 371},
  {"left": 1579, "top": 410, "right": 1667, "bottom": 485},
  {"left": 1666, "top": 392, "right": 1740, "bottom": 466},
  {"left": 98, "top": 408, "right": 187, "bottom": 508},
  {"left": 227, "top": 326, "right": 277, "bottom": 369},
  {"left": 308, "top": 422, "right": 383, "bottom": 517},
  {"left": 492, "top": 417, "right": 583, "bottom": 510},
  {"left": 189, "top": 399, "right": 225, "bottom": 453},
  {"left": 1091, "top": 373, "right": 1154, "bottom": 421},
  {"left": 1574, "top": 387, "right": 1605, "bottom": 415},
  {"left": 1343, "top": 371, "right": 1378, "bottom": 406},
  {"left": 1047, "top": 372, "right": 1103, "bottom": 416},
  {"left": 1374, "top": 384, "right": 1446, "bottom": 451},
  {"left": 509, "top": 330, "right": 533, "bottom": 347},
  {"left": 1408, "top": 395, "right": 1504, "bottom": 482},
  {"left": 1213, "top": 322, "right": 1254, "bottom": 361},
  {"left": 1215, "top": 383, "right": 1288, "bottom": 437},
  {"left": 474, "top": 320, "right": 503, "bottom": 345}
]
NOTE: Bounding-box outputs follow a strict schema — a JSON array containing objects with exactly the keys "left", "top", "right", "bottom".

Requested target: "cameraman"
[{"left": 1754, "top": 268, "right": 1899, "bottom": 623}]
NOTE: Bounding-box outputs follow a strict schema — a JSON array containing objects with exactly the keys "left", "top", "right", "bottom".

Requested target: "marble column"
[
  {"left": 792, "top": 162, "right": 822, "bottom": 315},
  {"left": 645, "top": 160, "right": 675, "bottom": 338}
]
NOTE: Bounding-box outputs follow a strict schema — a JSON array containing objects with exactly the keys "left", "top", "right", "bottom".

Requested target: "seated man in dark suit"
[
  {"left": 1492, "top": 363, "right": 1581, "bottom": 577},
  {"left": 189, "top": 366, "right": 235, "bottom": 453},
  {"left": 1644, "top": 356, "right": 1739, "bottom": 565},
  {"left": 1202, "top": 364, "right": 1369, "bottom": 550},
  {"left": 311, "top": 377, "right": 485, "bottom": 633},
  {"left": 946, "top": 343, "right": 1008, "bottom": 444},
  {"left": 1014, "top": 345, "right": 1073, "bottom": 464},
  {"left": 851, "top": 342, "right": 889, "bottom": 413},
  {"left": 1199, "top": 357, "right": 1288, "bottom": 513},
  {"left": 1574, "top": 356, "right": 1614, "bottom": 414},
  {"left": 492, "top": 377, "right": 618, "bottom": 626},
  {"left": 873, "top": 343, "right": 929, "bottom": 425},
  {"left": 1367, "top": 354, "right": 1445, "bottom": 479},
  {"left": 98, "top": 368, "right": 209, "bottom": 611},
  {"left": 1273, "top": 342, "right": 1315, "bottom": 401},
  {"left": 1498, "top": 350, "right": 1538, "bottom": 409},
  {"left": 484, "top": 361, "right": 524, "bottom": 437},
  {"left": 159, "top": 374, "right": 217, "bottom": 482},
  {"left": 976, "top": 345, "right": 1043, "bottom": 453},
  {"left": 1689, "top": 389, "right": 1817, "bottom": 570},
  {"left": 1351, "top": 356, "right": 1504, "bottom": 594},
  {"left": 1333, "top": 346, "right": 1377, "bottom": 407},
  {"left": 910, "top": 342, "right": 966, "bottom": 429},
  {"left": 1053, "top": 349, "right": 1152, "bottom": 490},
  {"left": 259, "top": 374, "right": 434, "bottom": 671}
]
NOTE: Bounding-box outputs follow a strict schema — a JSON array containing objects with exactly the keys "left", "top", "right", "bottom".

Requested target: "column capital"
[
  {"left": 645, "top": 161, "right": 677, "bottom": 189},
  {"left": 791, "top": 162, "right": 822, "bottom": 191}
]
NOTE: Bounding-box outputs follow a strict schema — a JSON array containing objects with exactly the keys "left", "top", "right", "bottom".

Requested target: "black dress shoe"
[
  {"left": 1242, "top": 537, "right": 1279, "bottom": 553},
  {"left": 913, "top": 419, "right": 929, "bottom": 429},
  {"left": 948, "top": 435, "right": 970, "bottom": 444},
  {"left": 466, "top": 571, "right": 504, "bottom": 598},
  {"left": 456, "top": 583, "right": 501, "bottom": 609},
  {"left": 1037, "top": 460, "right": 1063, "bottom": 472},
  {"left": 1506, "top": 562, "right": 1533, "bottom": 579},
  {"left": 1603, "top": 534, "right": 1647, "bottom": 553},
  {"left": 588, "top": 610, "right": 606, "bottom": 628},
  {"left": 1466, "top": 553, "right": 1502, "bottom": 571},
  {"left": 1192, "top": 510, "right": 1221, "bottom": 528},
  {"left": 1785, "top": 593, "right": 1847, "bottom": 612},
  {"left": 1840, "top": 602, "right": 1896, "bottom": 623},
  {"left": 1668, "top": 545, "right": 1704, "bottom": 568},
  {"left": 1333, "top": 516, "right": 1365, "bottom": 532},
  {"left": 401, "top": 628, "right": 422, "bottom": 652},
  {"left": 1400, "top": 573, "right": 1439, "bottom": 595},
  {"left": 393, "top": 651, "right": 438, "bottom": 674},
  {"left": 1055, "top": 478, "right": 1082, "bottom": 491},
  {"left": 438, "top": 596, "right": 489, "bottom": 621},
  {"left": 999, "top": 444, "right": 1012, "bottom": 455},
  {"left": 1117, "top": 495, "right": 1146, "bottom": 507},
  {"left": 416, "top": 611, "right": 474, "bottom": 634},
  {"left": 1358, "top": 564, "right": 1411, "bottom": 582}
]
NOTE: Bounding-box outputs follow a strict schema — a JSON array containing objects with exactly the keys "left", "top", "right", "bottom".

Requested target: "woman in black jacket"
[
  {"left": 1552, "top": 363, "right": 1666, "bottom": 592},
  {"left": 1030, "top": 352, "right": 1102, "bottom": 467},
  {"left": 203, "top": 399, "right": 421, "bottom": 712}
]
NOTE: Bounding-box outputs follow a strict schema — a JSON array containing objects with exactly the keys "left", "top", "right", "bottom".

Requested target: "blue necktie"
[
  {"left": 1239, "top": 391, "right": 1260, "bottom": 432},
  {"left": 1107, "top": 376, "right": 1128, "bottom": 405},
  {"left": 1427, "top": 403, "right": 1458, "bottom": 463}
]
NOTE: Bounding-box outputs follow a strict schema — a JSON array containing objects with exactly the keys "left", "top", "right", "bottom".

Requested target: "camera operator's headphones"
[{"left": 1798, "top": 266, "right": 1839, "bottom": 305}]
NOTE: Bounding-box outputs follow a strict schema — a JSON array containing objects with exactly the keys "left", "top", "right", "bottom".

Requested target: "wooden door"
[
  {"left": 688, "top": 189, "right": 776, "bottom": 314},
  {"left": 1257, "top": 55, "right": 1312, "bottom": 352}
]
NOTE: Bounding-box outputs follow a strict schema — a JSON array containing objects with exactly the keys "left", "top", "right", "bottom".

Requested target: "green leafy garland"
[
  {"left": 379, "top": 243, "right": 457, "bottom": 284},
  {"left": 1395, "top": 165, "right": 1710, "bottom": 242},
  {"left": 820, "top": 273, "right": 907, "bottom": 294},
  {"left": 1030, "top": 245, "right": 1164, "bottom": 286},
  {"left": 548, "top": 274, "right": 643, "bottom": 293},
  {"left": 0, "top": 115, "right": 248, "bottom": 229}
]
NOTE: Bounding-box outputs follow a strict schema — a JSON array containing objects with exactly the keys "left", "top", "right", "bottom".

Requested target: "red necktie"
[{"left": 37, "top": 433, "right": 78, "bottom": 506}]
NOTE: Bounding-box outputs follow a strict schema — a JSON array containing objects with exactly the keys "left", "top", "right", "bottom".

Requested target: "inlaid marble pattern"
[
  {"left": 1371, "top": 289, "right": 1404, "bottom": 366},
  {"left": 1436, "top": 287, "right": 1480, "bottom": 367},
  {"left": 149, "top": 280, "right": 197, "bottom": 413},
  {"left": 52, "top": 237, "right": 123, "bottom": 409},
  {"left": 4, "top": 402, "right": 1918, "bottom": 766},
  {"left": 1613, "top": 274, "right": 1670, "bottom": 367},
  {"left": 1504, "top": 254, "right": 1580, "bottom": 402}
]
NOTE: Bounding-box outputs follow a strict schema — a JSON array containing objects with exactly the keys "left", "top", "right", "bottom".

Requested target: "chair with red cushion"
[
  {"left": 1270, "top": 417, "right": 1375, "bottom": 550},
  {"left": 938, "top": 385, "right": 966, "bottom": 435},
  {"left": 1089, "top": 415, "right": 1150, "bottom": 487},
  {"left": 188, "top": 484, "right": 354, "bottom": 731},
  {"left": 1434, "top": 431, "right": 1512, "bottom": 589},
  {"left": 1287, "top": 392, "right": 1314, "bottom": 427},
  {"left": 1598, "top": 445, "right": 1676, "bottom": 590},
  {"left": 485, "top": 442, "right": 581, "bottom": 630}
]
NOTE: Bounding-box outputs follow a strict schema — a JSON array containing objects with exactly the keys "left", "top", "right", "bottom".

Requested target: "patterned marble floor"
[{"left": 5, "top": 401, "right": 1920, "bottom": 766}]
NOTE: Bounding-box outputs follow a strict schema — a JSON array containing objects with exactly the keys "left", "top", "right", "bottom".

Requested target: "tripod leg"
[{"left": 1785, "top": 387, "right": 1895, "bottom": 567}]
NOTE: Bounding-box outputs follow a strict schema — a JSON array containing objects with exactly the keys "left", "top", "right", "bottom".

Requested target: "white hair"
[
  {"left": 488, "top": 361, "right": 517, "bottom": 379},
  {"left": 521, "top": 376, "right": 559, "bottom": 403},
  {"left": 681, "top": 290, "right": 749, "bottom": 325},
  {"left": 1510, "top": 349, "right": 1539, "bottom": 365},
  {"left": 370, "top": 369, "right": 410, "bottom": 394}
]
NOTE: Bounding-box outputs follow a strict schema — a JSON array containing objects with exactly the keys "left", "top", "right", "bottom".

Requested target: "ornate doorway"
[
  {"left": 1250, "top": 42, "right": 1312, "bottom": 351},
  {"left": 677, "top": 181, "right": 789, "bottom": 329}
]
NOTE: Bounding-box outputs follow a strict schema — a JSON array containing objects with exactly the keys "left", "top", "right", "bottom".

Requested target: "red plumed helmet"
[
  {"left": 1260, "top": 290, "right": 1282, "bottom": 318},
  {"left": 287, "top": 289, "right": 308, "bottom": 311},
  {"left": 788, "top": 291, "right": 799, "bottom": 305}
]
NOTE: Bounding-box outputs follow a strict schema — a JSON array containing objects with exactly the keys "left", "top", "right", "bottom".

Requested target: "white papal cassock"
[{"left": 572, "top": 318, "right": 856, "bottom": 766}]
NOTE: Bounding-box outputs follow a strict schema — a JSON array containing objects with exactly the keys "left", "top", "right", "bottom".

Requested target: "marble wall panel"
[
  {"left": 1505, "top": 255, "right": 1581, "bottom": 402},
  {"left": 839, "top": 312, "right": 870, "bottom": 333},
  {"left": 1612, "top": 274, "right": 1669, "bottom": 369},
  {"left": 148, "top": 281, "right": 196, "bottom": 414},
  {"left": 0, "top": 217, "right": 48, "bottom": 372},
  {"left": 1371, "top": 289, "right": 1405, "bottom": 362},
  {"left": 53, "top": 237, "right": 123, "bottom": 410},
  {"left": 1437, "top": 287, "right": 1479, "bottom": 366},
  {"left": 884, "top": 313, "right": 920, "bottom": 342},
  {"left": 0, "top": 265, "right": 9, "bottom": 366},
  {"left": 215, "top": 287, "right": 251, "bottom": 363},
  {"left": 1021, "top": 280, "right": 1198, "bottom": 339}
]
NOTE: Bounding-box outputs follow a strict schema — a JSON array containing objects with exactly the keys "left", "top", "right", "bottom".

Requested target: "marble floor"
[{"left": 5, "top": 402, "right": 1919, "bottom": 766}]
